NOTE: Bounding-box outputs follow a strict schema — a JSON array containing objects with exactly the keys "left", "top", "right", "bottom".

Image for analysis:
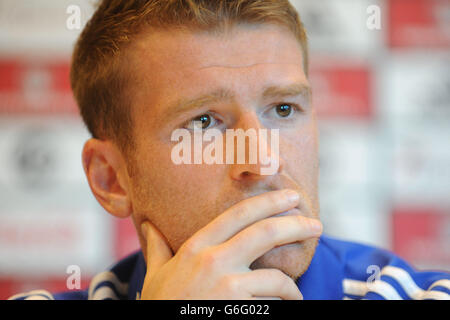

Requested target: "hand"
[{"left": 139, "top": 189, "right": 322, "bottom": 300}]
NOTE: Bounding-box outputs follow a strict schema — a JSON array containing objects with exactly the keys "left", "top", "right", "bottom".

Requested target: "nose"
[{"left": 228, "top": 111, "right": 285, "bottom": 181}]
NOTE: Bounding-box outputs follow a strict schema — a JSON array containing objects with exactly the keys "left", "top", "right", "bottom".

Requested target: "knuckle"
[
  {"left": 262, "top": 220, "right": 279, "bottom": 238},
  {"left": 281, "top": 275, "right": 295, "bottom": 289},
  {"left": 261, "top": 191, "right": 284, "bottom": 211},
  {"left": 268, "top": 191, "right": 284, "bottom": 205},
  {"left": 300, "top": 217, "right": 320, "bottom": 232},
  {"left": 269, "top": 269, "right": 292, "bottom": 290},
  {"left": 199, "top": 249, "right": 221, "bottom": 270},
  {"left": 233, "top": 205, "right": 251, "bottom": 222},
  {"left": 269, "top": 268, "right": 285, "bottom": 280},
  {"left": 220, "top": 275, "right": 240, "bottom": 293},
  {"left": 296, "top": 215, "right": 310, "bottom": 228}
]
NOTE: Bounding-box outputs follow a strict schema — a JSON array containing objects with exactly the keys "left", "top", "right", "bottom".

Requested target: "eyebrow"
[
  {"left": 168, "top": 82, "right": 311, "bottom": 116},
  {"left": 262, "top": 82, "right": 311, "bottom": 101},
  {"left": 169, "top": 88, "right": 234, "bottom": 117}
]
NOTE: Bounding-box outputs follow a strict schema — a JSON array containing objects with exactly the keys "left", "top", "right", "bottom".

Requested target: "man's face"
[{"left": 126, "top": 24, "right": 320, "bottom": 279}]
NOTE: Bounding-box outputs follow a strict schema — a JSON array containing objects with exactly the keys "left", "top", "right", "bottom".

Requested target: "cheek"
[
  {"left": 132, "top": 141, "right": 228, "bottom": 249},
  {"left": 282, "top": 123, "right": 319, "bottom": 171},
  {"left": 157, "top": 166, "right": 226, "bottom": 251}
]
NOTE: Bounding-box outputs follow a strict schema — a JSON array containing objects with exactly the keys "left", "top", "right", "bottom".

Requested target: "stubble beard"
[{"left": 249, "top": 237, "right": 319, "bottom": 281}]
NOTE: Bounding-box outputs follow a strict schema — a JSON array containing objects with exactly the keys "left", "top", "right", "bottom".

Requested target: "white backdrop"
[{"left": 0, "top": 0, "right": 449, "bottom": 298}]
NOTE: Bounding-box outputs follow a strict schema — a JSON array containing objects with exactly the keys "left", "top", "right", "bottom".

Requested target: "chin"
[{"left": 249, "top": 238, "right": 319, "bottom": 280}]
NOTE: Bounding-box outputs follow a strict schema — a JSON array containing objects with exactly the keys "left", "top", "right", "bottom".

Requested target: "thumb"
[{"left": 141, "top": 221, "right": 173, "bottom": 279}]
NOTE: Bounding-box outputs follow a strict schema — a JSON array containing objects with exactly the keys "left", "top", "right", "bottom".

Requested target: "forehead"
[
  {"left": 131, "top": 23, "right": 304, "bottom": 74},
  {"left": 127, "top": 24, "right": 307, "bottom": 123}
]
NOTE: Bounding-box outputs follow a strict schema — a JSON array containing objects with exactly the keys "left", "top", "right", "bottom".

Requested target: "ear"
[{"left": 82, "top": 138, "right": 132, "bottom": 218}]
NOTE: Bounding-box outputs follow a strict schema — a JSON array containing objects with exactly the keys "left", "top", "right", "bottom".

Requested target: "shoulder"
[
  {"left": 7, "top": 289, "right": 88, "bottom": 300},
  {"left": 319, "top": 235, "right": 450, "bottom": 300},
  {"left": 319, "top": 235, "right": 397, "bottom": 270},
  {"left": 8, "top": 250, "right": 145, "bottom": 300}
]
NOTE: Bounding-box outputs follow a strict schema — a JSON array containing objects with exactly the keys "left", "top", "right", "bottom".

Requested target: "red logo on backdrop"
[
  {"left": 0, "top": 59, "right": 78, "bottom": 114},
  {"left": 309, "top": 66, "right": 371, "bottom": 119},
  {"left": 389, "top": 0, "right": 450, "bottom": 48},
  {"left": 393, "top": 208, "right": 450, "bottom": 269},
  {"left": 115, "top": 218, "right": 140, "bottom": 260}
]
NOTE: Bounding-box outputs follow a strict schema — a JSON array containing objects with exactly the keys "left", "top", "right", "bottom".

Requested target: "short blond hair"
[{"left": 70, "top": 0, "right": 309, "bottom": 151}]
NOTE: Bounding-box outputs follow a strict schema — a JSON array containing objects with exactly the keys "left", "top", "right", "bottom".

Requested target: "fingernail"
[
  {"left": 285, "top": 190, "right": 299, "bottom": 202},
  {"left": 311, "top": 219, "right": 323, "bottom": 233}
]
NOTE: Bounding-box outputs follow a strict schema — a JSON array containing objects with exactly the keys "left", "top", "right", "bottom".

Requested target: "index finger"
[
  {"left": 183, "top": 189, "right": 300, "bottom": 251},
  {"left": 141, "top": 221, "right": 173, "bottom": 280}
]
